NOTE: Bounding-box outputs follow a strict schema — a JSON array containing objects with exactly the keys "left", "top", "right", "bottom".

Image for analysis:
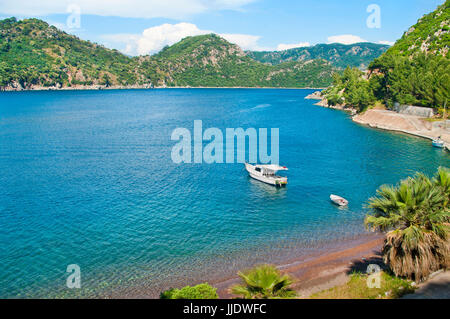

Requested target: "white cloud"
[
  {"left": 220, "top": 33, "right": 268, "bottom": 51},
  {"left": 102, "top": 22, "right": 268, "bottom": 55},
  {"left": 327, "top": 34, "right": 367, "bottom": 45},
  {"left": 378, "top": 40, "right": 395, "bottom": 46},
  {"left": 47, "top": 21, "right": 68, "bottom": 31},
  {"left": 276, "top": 42, "right": 310, "bottom": 51},
  {"left": 0, "top": 0, "right": 255, "bottom": 19},
  {"left": 47, "top": 19, "right": 88, "bottom": 34},
  {"left": 137, "top": 23, "right": 211, "bottom": 55},
  {"left": 101, "top": 33, "right": 143, "bottom": 55}
]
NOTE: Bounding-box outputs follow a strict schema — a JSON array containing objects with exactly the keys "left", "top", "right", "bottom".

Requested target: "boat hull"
[
  {"left": 330, "top": 195, "right": 348, "bottom": 206},
  {"left": 248, "top": 172, "right": 287, "bottom": 186},
  {"left": 245, "top": 163, "right": 288, "bottom": 187},
  {"left": 432, "top": 141, "right": 445, "bottom": 148}
]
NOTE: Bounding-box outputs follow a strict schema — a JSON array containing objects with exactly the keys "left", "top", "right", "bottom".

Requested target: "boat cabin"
[{"left": 255, "top": 165, "right": 288, "bottom": 176}]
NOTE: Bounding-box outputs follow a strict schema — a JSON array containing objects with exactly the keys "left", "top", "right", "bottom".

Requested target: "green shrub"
[{"left": 160, "top": 283, "right": 219, "bottom": 299}]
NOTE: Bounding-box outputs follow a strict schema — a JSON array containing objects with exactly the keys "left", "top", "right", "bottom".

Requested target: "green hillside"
[
  {"left": 0, "top": 19, "right": 336, "bottom": 90},
  {"left": 246, "top": 43, "right": 389, "bottom": 69},
  {"left": 384, "top": 0, "right": 450, "bottom": 57},
  {"left": 323, "top": 0, "right": 450, "bottom": 112},
  {"left": 0, "top": 18, "right": 146, "bottom": 89}
]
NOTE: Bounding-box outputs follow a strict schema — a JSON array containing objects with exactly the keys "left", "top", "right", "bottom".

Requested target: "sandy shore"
[
  {"left": 213, "top": 234, "right": 384, "bottom": 298},
  {"left": 353, "top": 109, "right": 450, "bottom": 149}
]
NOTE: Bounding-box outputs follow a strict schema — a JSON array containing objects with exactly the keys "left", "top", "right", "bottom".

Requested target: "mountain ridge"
[
  {"left": 246, "top": 42, "right": 389, "bottom": 69},
  {"left": 139, "top": 34, "right": 335, "bottom": 88}
]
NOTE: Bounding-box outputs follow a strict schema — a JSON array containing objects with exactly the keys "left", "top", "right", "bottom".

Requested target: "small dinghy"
[
  {"left": 330, "top": 194, "right": 348, "bottom": 206},
  {"left": 432, "top": 138, "right": 445, "bottom": 148}
]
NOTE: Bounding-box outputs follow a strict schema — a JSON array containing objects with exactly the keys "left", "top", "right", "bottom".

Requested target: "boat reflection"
[{"left": 247, "top": 176, "right": 288, "bottom": 198}]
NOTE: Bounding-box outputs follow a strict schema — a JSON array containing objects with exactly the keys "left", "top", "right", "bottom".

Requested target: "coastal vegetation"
[
  {"left": 246, "top": 43, "right": 389, "bottom": 69},
  {"left": 160, "top": 283, "right": 218, "bottom": 299},
  {"left": 322, "top": 0, "right": 450, "bottom": 112},
  {"left": 369, "top": 53, "right": 449, "bottom": 110},
  {"left": 365, "top": 167, "right": 450, "bottom": 281},
  {"left": 325, "top": 53, "right": 449, "bottom": 112},
  {"left": 324, "top": 67, "right": 376, "bottom": 112},
  {"left": 230, "top": 265, "right": 296, "bottom": 299},
  {"left": 310, "top": 271, "right": 415, "bottom": 299}
]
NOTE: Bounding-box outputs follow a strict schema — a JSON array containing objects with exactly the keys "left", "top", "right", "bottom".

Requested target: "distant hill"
[
  {"left": 0, "top": 18, "right": 336, "bottom": 90},
  {"left": 140, "top": 34, "right": 335, "bottom": 88},
  {"left": 246, "top": 43, "right": 389, "bottom": 69}
]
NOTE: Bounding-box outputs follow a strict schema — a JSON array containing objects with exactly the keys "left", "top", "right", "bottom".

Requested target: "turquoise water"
[{"left": 0, "top": 89, "right": 448, "bottom": 298}]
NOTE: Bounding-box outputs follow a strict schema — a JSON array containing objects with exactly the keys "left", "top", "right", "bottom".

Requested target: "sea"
[{"left": 0, "top": 88, "right": 448, "bottom": 298}]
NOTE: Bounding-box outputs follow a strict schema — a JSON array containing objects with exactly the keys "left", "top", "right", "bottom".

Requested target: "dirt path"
[{"left": 403, "top": 271, "right": 450, "bottom": 299}]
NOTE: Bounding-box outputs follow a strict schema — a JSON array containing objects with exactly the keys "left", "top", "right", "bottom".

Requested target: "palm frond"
[
  {"left": 366, "top": 167, "right": 450, "bottom": 280},
  {"left": 230, "top": 265, "right": 296, "bottom": 299}
]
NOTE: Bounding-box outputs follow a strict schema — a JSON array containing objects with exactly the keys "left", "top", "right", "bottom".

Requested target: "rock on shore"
[
  {"left": 305, "top": 91, "right": 323, "bottom": 100},
  {"left": 305, "top": 90, "right": 356, "bottom": 114}
]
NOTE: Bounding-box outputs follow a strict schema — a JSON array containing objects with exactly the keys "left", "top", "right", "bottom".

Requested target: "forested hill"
[
  {"left": 0, "top": 18, "right": 145, "bottom": 89},
  {"left": 246, "top": 43, "right": 389, "bottom": 69},
  {"left": 323, "top": 0, "right": 449, "bottom": 112},
  {"left": 139, "top": 34, "right": 335, "bottom": 88},
  {"left": 0, "top": 18, "right": 336, "bottom": 90}
]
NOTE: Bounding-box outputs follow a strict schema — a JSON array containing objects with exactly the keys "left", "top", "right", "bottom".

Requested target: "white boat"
[
  {"left": 245, "top": 163, "right": 288, "bottom": 187},
  {"left": 330, "top": 194, "right": 348, "bottom": 206},
  {"left": 432, "top": 138, "right": 445, "bottom": 148}
]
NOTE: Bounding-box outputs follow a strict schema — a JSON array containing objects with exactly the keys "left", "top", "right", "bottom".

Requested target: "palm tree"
[
  {"left": 230, "top": 265, "right": 297, "bottom": 299},
  {"left": 434, "top": 167, "right": 450, "bottom": 211},
  {"left": 365, "top": 167, "right": 450, "bottom": 281}
]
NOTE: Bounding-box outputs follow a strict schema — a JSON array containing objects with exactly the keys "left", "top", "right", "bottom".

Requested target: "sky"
[{"left": 0, "top": 0, "right": 445, "bottom": 56}]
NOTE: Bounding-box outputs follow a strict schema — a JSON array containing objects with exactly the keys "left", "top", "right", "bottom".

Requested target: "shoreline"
[
  {"left": 98, "top": 233, "right": 384, "bottom": 299},
  {"left": 212, "top": 233, "right": 384, "bottom": 298},
  {"left": 95, "top": 233, "right": 384, "bottom": 299},
  {"left": 0, "top": 86, "right": 327, "bottom": 92}
]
